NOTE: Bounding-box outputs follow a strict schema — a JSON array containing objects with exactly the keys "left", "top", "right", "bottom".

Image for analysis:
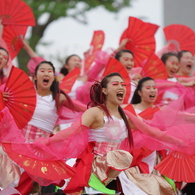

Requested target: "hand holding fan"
[
  {"left": 163, "top": 24, "right": 195, "bottom": 55},
  {"left": 119, "top": 17, "right": 159, "bottom": 67},
  {"left": 3, "top": 66, "right": 36, "bottom": 129},
  {"left": 2, "top": 25, "right": 27, "bottom": 59},
  {"left": 84, "top": 30, "right": 105, "bottom": 72}
]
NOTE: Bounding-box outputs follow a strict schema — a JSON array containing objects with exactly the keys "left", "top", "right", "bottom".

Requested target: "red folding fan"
[
  {"left": 60, "top": 67, "right": 80, "bottom": 94},
  {"left": 102, "top": 57, "right": 130, "bottom": 104},
  {"left": 138, "top": 106, "right": 160, "bottom": 120},
  {"left": 84, "top": 30, "right": 105, "bottom": 72},
  {"left": 155, "top": 151, "right": 195, "bottom": 183},
  {"left": 3, "top": 66, "right": 36, "bottom": 129},
  {"left": 141, "top": 53, "right": 168, "bottom": 80},
  {"left": 119, "top": 17, "right": 159, "bottom": 67},
  {"left": 2, "top": 25, "right": 27, "bottom": 59},
  {"left": 2, "top": 142, "right": 75, "bottom": 181},
  {"left": 0, "top": 0, "right": 35, "bottom": 26},
  {"left": 163, "top": 24, "right": 195, "bottom": 55}
]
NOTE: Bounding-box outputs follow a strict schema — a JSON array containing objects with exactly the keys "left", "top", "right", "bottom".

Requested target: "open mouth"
[
  {"left": 186, "top": 64, "right": 192, "bottom": 70},
  {"left": 149, "top": 95, "right": 156, "bottom": 99},
  {"left": 117, "top": 92, "right": 124, "bottom": 100},
  {"left": 43, "top": 78, "right": 49, "bottom": 85},
  {"left": 126, "top": 66, "right": 132, "bottom": 70}
]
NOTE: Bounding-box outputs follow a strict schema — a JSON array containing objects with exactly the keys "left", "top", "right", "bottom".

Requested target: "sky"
[{"left": 34, "top": 0, "right": 164, "bottom": 71}]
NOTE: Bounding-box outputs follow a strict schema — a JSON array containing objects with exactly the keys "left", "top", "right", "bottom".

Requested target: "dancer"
[
  {"left": 176, "top": 50, "right": 194, "bottom": 77},
  {"left": 2, "top": 72, "right": 189, "bottom": 195},
  {"left": 0, "top": 60, "right": 75, "bottom": 194},
  {"left": 115, "top": 49, "right": 142, "bottom": 102},
  {"left": 155, "top": 52, "right": 195, "bottom": 108},
  {"left": 21, "top": 60, "right": 74, "bottom": 142}
]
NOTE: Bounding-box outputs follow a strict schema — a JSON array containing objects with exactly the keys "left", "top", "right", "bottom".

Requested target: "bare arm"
[
  {"left": 82, "top": 107, "right": 102, "bottom": 128},
  {"left": 22, "top": 39, "right": 39, "bottom": 58},
  {"left": 115, "top": 38, "right": 129, "bottom": 53}
]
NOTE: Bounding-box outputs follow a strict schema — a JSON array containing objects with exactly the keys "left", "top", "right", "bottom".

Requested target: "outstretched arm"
[
  {"left": 22, "top": 39, "right": 39, "bottom": 58},
  {"left": 126, "top": 110, "right": 185, "bottom": 146}
]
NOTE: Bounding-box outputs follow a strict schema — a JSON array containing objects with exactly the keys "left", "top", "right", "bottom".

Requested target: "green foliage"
[{"left": 19, "top": 0, "right": 132, "bottom": 71}]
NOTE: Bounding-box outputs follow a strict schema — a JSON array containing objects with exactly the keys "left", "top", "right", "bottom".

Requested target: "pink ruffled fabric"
[
  {"left": 125, "top": 97, "right": 195, "bottom": 155},
  {"left": 27, "top": 56, "right": 45, "bottom": 75},
  {"left": 155, "top": 79, "right": 195, "bottom": 109},
  {"left": 87, "top": 50, "right": 110, "bottom": 82},
  {"left": 2, "top": 99, "right": 195, "bottom": 184},
  {"left": 76, "top": 81, "right": 93, "bottom": 105}
]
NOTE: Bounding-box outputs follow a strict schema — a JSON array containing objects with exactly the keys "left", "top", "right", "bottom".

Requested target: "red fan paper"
[
  {"left": 3, "top": 66, "right": 36, "bottom": 129},
  {"left": 141, "top": 53, "right": 168, "bottom": 80},
  {"left": 102, "top": 57, "right": 130, "bottom": 104},
  {"left": 84, "top": 30, "right": 105, "bottom": 72},
  {"left": 2, "top": 142, "right": 75, "bottom": 181},
  {"left": 60, "top": 67, "right": 80, "bottom": 94},
  {"left": 155, "top": 151, "right": 195, "bottom": 183},
  {"left": 164, "top": 24, "right": 195, "bottom": 55},
  {"left": 0, "top": 0, "right": 35, "bottom": 26},
  {"left": 2, "top": 25, "right": 27, "bottom": 59},
  {"left": 138, "top": 106, "right": 160, "bottom": 120},
  {"left": 119, "top": 17, "right": 159, "bottom": 67}
]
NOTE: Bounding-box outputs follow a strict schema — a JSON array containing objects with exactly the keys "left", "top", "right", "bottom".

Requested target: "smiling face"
[
  {"left": 34, "top": 63, "right": 55, "bottom": 90},
  {"left": 138, "top": 80, "right": 157, "bottom": 104},
  {"left": 118, "top": 52, "right": 134, "bottom": 73},
  {"left": 0, "top": 49, "right": 9, "bottom": 70},
  {"left": 179, "top": 51, "right": 194, "bottom": 76},
  {"left": 102, "top": 75, "right": 127, "bottom": 105},
  {"left": 65, "top": 55, "right": 82, "bottom": 72},
  {"left": 165, "top": 55, "right": 179, "bottom": 78}
]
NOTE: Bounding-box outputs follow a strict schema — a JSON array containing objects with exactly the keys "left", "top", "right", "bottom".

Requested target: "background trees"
[{"left": 18, "top": 0, "right": 131, "bottom": 71}]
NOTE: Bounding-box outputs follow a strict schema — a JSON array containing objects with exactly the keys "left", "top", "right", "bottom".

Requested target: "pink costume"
[
  {"left": 155, "top": 79, "right": 195, "bottom": 109},
  {"left": 2, "top": 97, "right": 195, "bottom": 193}
]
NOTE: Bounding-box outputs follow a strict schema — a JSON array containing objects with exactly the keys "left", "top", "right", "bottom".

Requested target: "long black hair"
[
  {"left": 34, "top": 61, "right": 74, "bottom": 111},
  {"left": 88, "top": 72, "right": 133, "bottom": 148},
  {"left": 131, "top": 77, "right": 154, "bottom": 104}
]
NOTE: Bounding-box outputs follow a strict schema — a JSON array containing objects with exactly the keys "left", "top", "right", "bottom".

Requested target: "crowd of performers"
[{"left": 1, "top": 16, "right": 195, "bottom": 195}]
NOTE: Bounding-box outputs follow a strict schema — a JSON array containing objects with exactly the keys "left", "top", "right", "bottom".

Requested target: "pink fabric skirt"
[{"left": 21, "top": 124, "right": 51, "bottom": 142}]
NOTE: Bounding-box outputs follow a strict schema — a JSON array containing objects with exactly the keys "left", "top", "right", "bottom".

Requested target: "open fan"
[
  {"left": 2, "top": 25, "right": 27, "bottom": 59},
  {"left": 163, "top": 24, "right": 195, "bottom": 55},
  {"left": 0, "top": 0, "right": 35, "bottom": 26},
  {"left": 138, "top": 106, "right": 160, "bottom": 120},
  {"left": 155, "top": 151, "right": 195, "bottom": 183},
  {"left": 60, "top": 67, "right": 80, "bottom": 94},
  {"left": 84, "top": 30, "right": 105, "bottom": 72},
  {"left": 2, "top": 142, "right": 75, "bottom": 181},
  {"left": 141, "top": 53, "right": 168, "bottom": 80},
  {"left": 119, "top": 17, "right": 159, "bottom": 67},
  {"left": 3, "top": 66, "right": 36, "bottom": 129},
  {"left": 102, "top": 57, "right": 130, "bottom": 104}
]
